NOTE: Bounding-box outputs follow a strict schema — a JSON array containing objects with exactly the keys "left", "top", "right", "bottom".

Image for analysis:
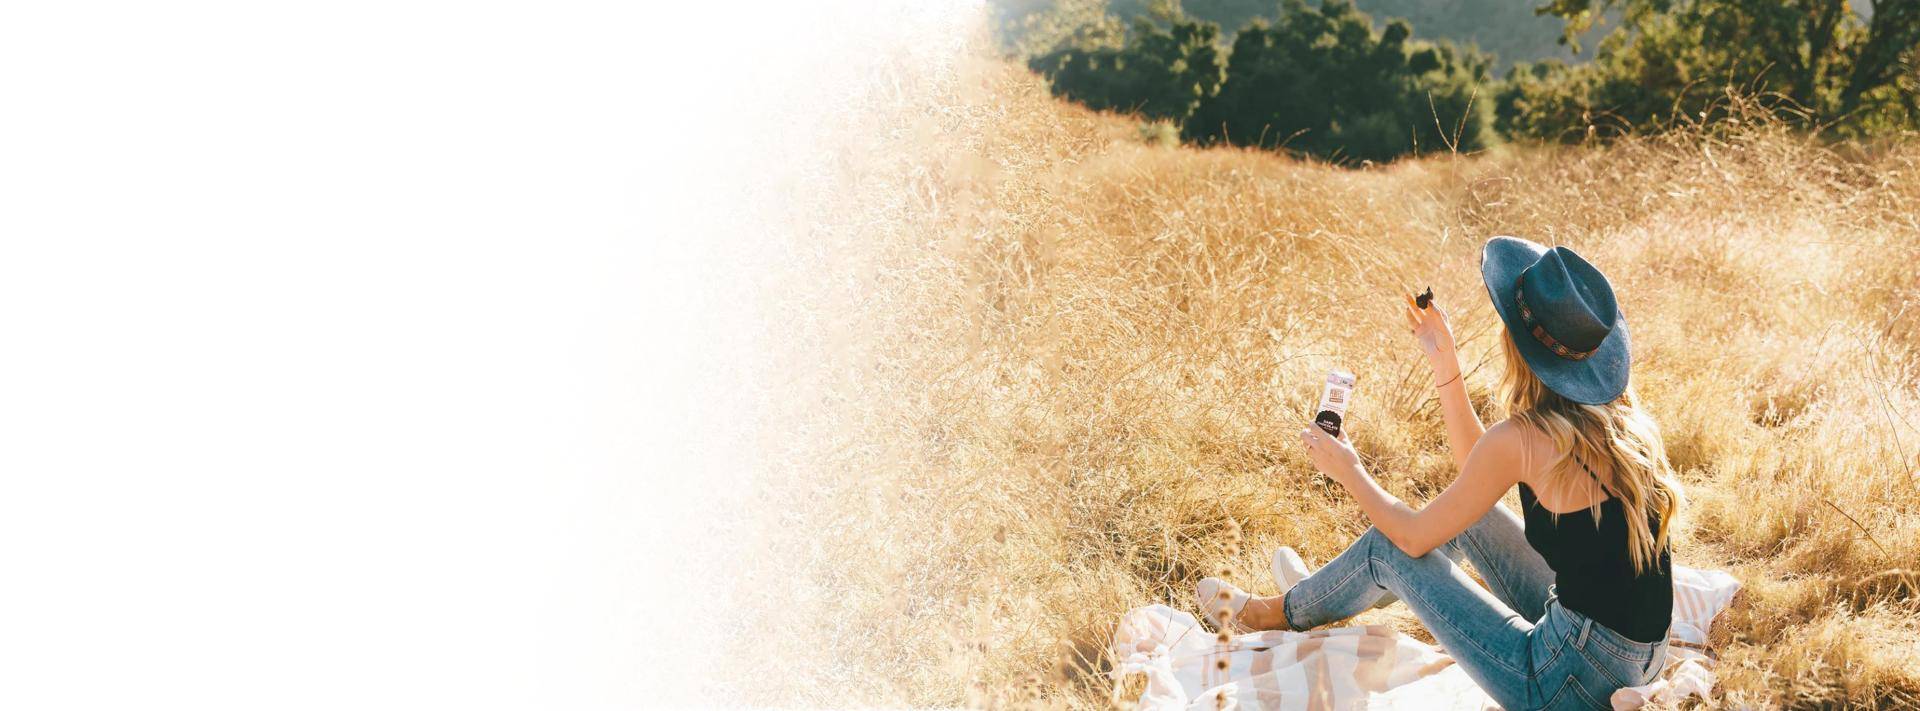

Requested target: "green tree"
[
  {"left": 992, "top": 0, "right": 1123, "bottom": 58},
  {"left": 1182, "top": 0, "right": 1494, "bottom": 163},
  {"left": 1029, "top": 14, "right": 1227, "bottom": 123},
  {"left": 1004, "top": 0, "right": 1613, "bottom": 71},
  {"left": 1503, "top": 0, "right": 1920, "bottom": 139}
]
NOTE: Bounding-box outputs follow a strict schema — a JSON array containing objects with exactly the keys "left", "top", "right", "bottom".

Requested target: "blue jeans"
[{"left": 1282, "top": 504, "right": 1670, "bottom": 710}]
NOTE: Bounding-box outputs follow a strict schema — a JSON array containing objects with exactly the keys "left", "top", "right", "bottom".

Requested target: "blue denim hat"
[{"left": 1480, "top": 236, "right": 1630, "bottom": 405}]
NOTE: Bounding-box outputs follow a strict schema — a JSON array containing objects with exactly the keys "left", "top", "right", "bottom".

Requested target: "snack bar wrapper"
[{"left": 1315, "top": 370, "right": 1356, "bottom": 437}]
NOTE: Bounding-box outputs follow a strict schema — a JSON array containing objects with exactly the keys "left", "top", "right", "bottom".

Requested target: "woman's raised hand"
[{"left": 1404, "top": 290, "right": 1460, "bottom": 376}]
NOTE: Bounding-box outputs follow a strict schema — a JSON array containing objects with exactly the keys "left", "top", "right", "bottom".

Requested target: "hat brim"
[{"left": 1480, "top": 236, "right": 1630, "bottom": 405}]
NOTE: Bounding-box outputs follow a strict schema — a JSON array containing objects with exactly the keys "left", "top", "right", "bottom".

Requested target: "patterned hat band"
[{"left": 1514, "top": 272, "right": 1598, "bottom": 361}]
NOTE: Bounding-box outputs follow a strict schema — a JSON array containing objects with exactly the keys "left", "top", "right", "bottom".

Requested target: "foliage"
[
  {"left": 1028, "top": 14, "right": 1227, "bottom": 123},
  {"left": 1005, "top": 0, "right": 1918, "bottom": 155},
  {"left": 1344, "top": 0, "right": 1611, "bottom": 70},
  {"left": 990, "top": 0, "right": 1125, "bottom": 58},
  {"left": 1109, "top": 0, "right": 1278, "bottom": 34},
  {"left": 1018, "top": 0, "right": 1611, "bottom": 70},
  {"left": 1010, "top": 0, "right": 1500, "bottom": 162},
  {"left": 1182, "top": 0, "right": 1494, "bottom": 163},
  {"left": 1503, "top": 0, "right": 1920, "bottom": 139}
]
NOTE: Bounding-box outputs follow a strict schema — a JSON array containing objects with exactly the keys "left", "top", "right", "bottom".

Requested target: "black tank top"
[{"left": 1518, "top": 452, "right": 1672, "bottom": 644}]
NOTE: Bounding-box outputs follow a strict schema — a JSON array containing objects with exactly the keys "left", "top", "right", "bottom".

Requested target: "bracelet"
[{"left": 1433, "top": 371, "right": 1461, "bottom": 389}]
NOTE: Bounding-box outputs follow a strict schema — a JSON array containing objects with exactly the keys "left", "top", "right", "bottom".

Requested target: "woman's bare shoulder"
[
  {"left": 1484, "top": 418, "right": 1557, "bottom": 470},
  {"left": 1465, "top": 419, "right": 1531, "bottom": 467},
  {"left": 1479, "top": 418, "right": 1530, "bottom": 451}
]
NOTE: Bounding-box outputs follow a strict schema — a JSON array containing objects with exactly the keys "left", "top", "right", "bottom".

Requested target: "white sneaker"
[
  {"left": 1270, "top": 546, "right": 1310, "bottom": 593},
  {"left": 1194, "top": 577, "right": 1253, "bottom": 633},
  {"left": 1270, "top": 546, "right": 1395, "bottom": 610}
]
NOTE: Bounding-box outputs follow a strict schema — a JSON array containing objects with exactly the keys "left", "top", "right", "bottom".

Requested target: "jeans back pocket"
[{"left": 1540, "top": 673, "right": 1609, "bottom": 711}]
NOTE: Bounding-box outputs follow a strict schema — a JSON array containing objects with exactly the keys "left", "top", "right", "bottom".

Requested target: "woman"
[{"left": 1196, "top": 236, "right": 1683, "bottom": 710}]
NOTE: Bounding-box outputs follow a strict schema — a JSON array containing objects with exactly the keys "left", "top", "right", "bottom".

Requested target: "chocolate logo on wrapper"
[{"left": 1315, "top": 370, "right": 1356, "bottom": 437}]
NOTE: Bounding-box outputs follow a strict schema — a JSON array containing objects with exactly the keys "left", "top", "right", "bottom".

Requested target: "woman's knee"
[
  {"left": 1361, "top": 526, "right": 1433, "bottom": 568},
  {"left": 1357, "top": 526, "right": 1399, "bottom": 558}
]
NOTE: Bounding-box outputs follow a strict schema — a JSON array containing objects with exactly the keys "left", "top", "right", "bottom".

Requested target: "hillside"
[
  {"left": 718, "top": 39, "right": 1920, "bottom": 708},
  {"left": 1001, "top": 0, "right": 1876, "bottom": 72},
  {"left": 1139, "top": 0, "right": 1605, "bottom": 69}
]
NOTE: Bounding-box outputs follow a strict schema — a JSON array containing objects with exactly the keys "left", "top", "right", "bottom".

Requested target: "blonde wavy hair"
[{"left": 1496, "top": 332, "right": 1684, "bottom": 574}]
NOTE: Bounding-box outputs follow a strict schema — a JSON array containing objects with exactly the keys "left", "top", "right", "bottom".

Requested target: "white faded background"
[{"left": 0, "top": 1, "right": 972, "bottom": 707}]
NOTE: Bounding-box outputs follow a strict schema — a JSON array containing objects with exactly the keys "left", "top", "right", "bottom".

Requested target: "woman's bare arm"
[
  {"left": 1406, "top": 295, "right": 1486, "bottom": 472},
  {"left": 1300, "top": 420, "right": 1524, "bottom": 557},
  {"left": 1432, "top": 356, "right": 1485, "bottom": 472}
]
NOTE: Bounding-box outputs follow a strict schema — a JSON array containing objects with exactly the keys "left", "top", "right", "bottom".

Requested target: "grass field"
[{"left": 715, "top": 27, "right": 1920, "bottom": 708}]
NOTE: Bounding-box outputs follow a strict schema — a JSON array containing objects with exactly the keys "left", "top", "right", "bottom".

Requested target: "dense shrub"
[
  {"left": 1182, "top": 0, "right": 1494, "bottom": 162},
  {"left": 1501, "top": 0, "right": 1920, "bottom": 139},
  {"left": 1028, "top": 16, "right": 1227, "bottom": 123},
  {"left": 1119, "top": 0, "right": 1610, "bottom": 70},
  {"left": 1003, "top": 0, "right": 1918, "bottom": 156}
]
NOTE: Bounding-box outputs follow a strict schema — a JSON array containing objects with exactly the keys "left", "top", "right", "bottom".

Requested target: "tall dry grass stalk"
[{"left": 711, "top": 19, "right": 1920, "bottom": 709}]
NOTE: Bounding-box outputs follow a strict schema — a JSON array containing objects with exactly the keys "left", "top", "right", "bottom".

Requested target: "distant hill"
[
  {"left": 1116, "top": 0, "right": 1608, "bottom": 72},
  {"left": 998, "top": 0, "right": 1877, "bottom": 74}
]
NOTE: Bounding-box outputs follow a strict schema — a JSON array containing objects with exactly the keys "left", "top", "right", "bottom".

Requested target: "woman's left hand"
[{"left": 1299, "top": 426, "right": 1367, "bottom": 485}]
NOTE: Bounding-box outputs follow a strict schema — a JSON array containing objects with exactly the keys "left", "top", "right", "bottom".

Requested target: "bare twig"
[{"left": 1822, "top": 498, "right": 1892, "bottom": 559}]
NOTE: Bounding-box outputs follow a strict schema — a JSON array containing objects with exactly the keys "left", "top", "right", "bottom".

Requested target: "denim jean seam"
[
  {"left": 1572, "top": 642, "right": 1632, "bottom": 689},
  {"left": 1541, "top": 675, "right": 1576, "bottom": 710},
  {"left": 1639, "top": 639, "right": 1671, "bottom": 683},
  {"left": 1369, "top": 556, "right": 1529, "bottom": 679},
  {"left": 1597, "top": 638, "right": 1646, "bottom": 666},
  {"left": 1288, "top": 556, "right": 1374, "bottom": 626},
  {"left": 1533, "top": 628, "right": 1568, "bottom": 671},
  {"left": 1546, "top": 674, "right": 1609, "bottom": 711},
  {"left": 1458, "top": 529, "right": 1525, "bottom": 614},
  {"left": 1586, "top": 627, "right": 1654, "bottom": 666},
  {"left": 1571, "top": 678, "right": 1609, "bottom": 711}
]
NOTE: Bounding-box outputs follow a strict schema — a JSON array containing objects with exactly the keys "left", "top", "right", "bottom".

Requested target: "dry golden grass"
[{"left": 717, "top": 28, "right": 1920, "bottom": 709}]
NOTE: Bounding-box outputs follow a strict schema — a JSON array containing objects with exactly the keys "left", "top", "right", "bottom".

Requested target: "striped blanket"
[{"left": 1110, "top": 566, "right": 1740, "bottom": 710}]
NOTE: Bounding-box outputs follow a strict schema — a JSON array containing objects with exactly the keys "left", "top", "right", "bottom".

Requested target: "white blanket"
[{"left": 1110, "top": 565, "right": 1740, "bottom": 710}]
